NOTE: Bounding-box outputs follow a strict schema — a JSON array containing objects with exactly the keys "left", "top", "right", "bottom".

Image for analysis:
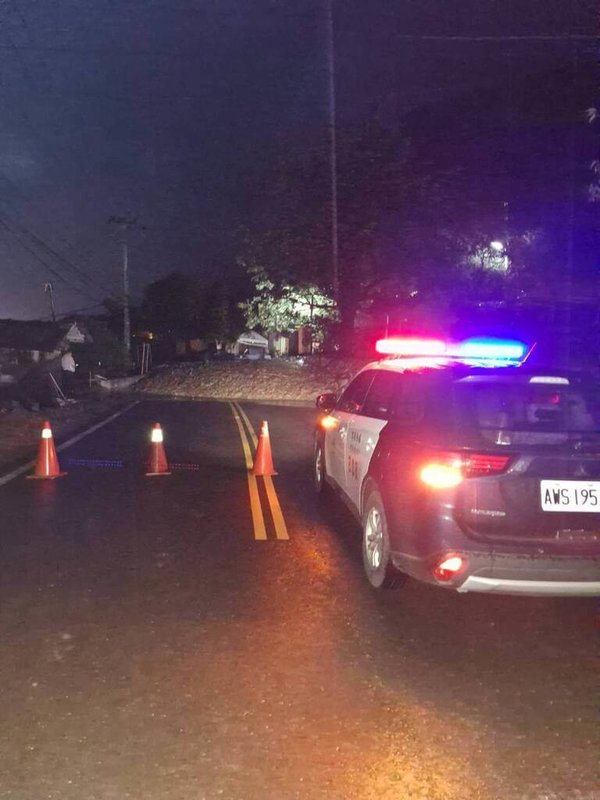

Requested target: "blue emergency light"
[{"left": 454, "top": 337, "right": 528, "bottom": 362}]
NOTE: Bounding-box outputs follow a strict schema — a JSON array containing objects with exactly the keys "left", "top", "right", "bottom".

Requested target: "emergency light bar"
[{"left": 375, "top": 335, "right": 528, "bottom": 363}]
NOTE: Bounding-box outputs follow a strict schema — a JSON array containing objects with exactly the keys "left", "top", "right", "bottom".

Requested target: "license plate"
[{"left": 541, "top": 480, "right": 600, "bottom": 512}]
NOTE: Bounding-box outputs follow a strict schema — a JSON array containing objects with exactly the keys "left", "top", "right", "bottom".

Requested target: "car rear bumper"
[
  {"left": 455, "top": 553, "right": 600, "bottom": 596},
  {"left": 392, "top": 549, "right": 600, "bottom": 596},
  {"left": 457, "top": 575, "right": 600, "bottom": 596}
]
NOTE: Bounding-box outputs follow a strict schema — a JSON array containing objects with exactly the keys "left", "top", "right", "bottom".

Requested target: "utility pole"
[
  {"left": 108, "top": 216, "right": 137, "bottom": 355},
  {"left": 325, "top": 0, "right": 339, "bottom": 304},
  {"left": 44, "top": 282, "right": 56, "bottom": 322},
  {"left": 122, "top": 238, "right": 130, "bottom": 353}
]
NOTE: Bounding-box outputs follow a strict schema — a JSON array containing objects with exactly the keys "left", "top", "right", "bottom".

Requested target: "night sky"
[{"left": 0, "top": 0, "right": 596, "bottom": 319}]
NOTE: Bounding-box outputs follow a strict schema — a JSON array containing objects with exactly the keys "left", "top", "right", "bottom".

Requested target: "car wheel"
[
  {"left": 314, "top": 439, "right": 327, "bottom": 494},
  {"left": 362, "top": 488, "right": 405, "bottom": 589}
]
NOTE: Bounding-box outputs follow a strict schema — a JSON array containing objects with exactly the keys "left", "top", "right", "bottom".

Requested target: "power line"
[
  {"left": 0, "top": 172, "right": 120, "bottom": 299},
  {"left": 0, "top": 216, "right": 101, "bottom": 303},
  {"left": 0, "top": 33, "right": 594, "bottom": 59},
  {"left": 0, "top": 5, "right": 125, "bottom": 305},
  {"left": 0, "top": 161, "right": 115, "bottom": 279},
  {"left": 41, "top": 300, "right": 108, "bottom": 320},
  {"left": 0, "top": 205, "right": 126, "bottom": 308},
  {"left": 0, "top": 194, "right": 120, "bottom": 301}
]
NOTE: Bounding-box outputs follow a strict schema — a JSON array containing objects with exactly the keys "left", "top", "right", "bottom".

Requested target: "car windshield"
[{"left": 453, "top": 378, "right": 600, "bottom": 445}]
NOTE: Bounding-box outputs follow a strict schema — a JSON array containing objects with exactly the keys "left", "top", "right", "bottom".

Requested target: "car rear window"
[{"left": 453, "top": 378, "right": 600, "bottom": 446}]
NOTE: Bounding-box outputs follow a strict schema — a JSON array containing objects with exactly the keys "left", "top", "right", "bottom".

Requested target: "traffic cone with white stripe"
[
  {"left": 29, "top": 420, "right": 65, "bottom": 479},
  {"left": 146, "top": 422, "right": 171, "bottom": 476},
  {"left": 251, "top": 420, "right": 277, "bottom": 476}
]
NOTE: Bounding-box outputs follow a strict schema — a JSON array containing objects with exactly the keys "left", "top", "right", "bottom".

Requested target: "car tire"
[
  {"left": 314, "top": 438, "right": 327, "bottom": 494},
  {"left": 362, "top": 488, "right": 405, "bottom": 590}
]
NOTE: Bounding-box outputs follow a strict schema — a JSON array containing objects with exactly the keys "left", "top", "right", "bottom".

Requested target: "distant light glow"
[{"left": 490, "top": 240, "right": 505, "bottom": 252}]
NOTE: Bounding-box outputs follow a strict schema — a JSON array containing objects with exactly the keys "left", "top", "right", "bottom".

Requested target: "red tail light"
[
  {"left": 464, "top": 453, "right": 510, "bottom": 476},
  {"left": 433, "top": 554, "right": 466, "bottom": 582},
  {"left": 419, "top": 451, "right": 510, "bottom": 489}
]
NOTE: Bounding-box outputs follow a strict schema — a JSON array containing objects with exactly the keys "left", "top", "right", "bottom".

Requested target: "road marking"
[
  {"left": 231, "top": 402, "right": 289, "bottom": 541},
  {"left": 0, "top": 401, "right": 140, "bottom": 488},
  {"left": 263, "top": 475, "right": 289, "bottom": 540},
  {"left": 229, "top": 402, "right": 267, "bottom": 541}
]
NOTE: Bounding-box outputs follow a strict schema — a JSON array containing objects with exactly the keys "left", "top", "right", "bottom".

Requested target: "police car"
[{"left": 313, "top": 336, "right": 600, "bottom": 595}]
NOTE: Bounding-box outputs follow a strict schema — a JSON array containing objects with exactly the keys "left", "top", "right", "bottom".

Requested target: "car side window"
[
  {"left": 337, "top": 371, "right": 375, "bottom": 414},
  {"left": 390, "top": 374, "right": 426, "bottom": 425},
  {"left": 361, "top": 371, "right": 403, "bottom": 420}
]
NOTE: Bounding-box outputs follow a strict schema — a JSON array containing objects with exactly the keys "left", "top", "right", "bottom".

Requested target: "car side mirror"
[{"left": 316, "top": 392, "right": 337, "bottom": 411}]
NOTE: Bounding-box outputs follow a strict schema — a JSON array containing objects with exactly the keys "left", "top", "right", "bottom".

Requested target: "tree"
[
  {"left": 71, "top": 319, "right": 126, "bottom": 377},
  {"left": 199, "top": 278, "right": 246, "bottom": 345},
  {"left": 141, "top": 272, "right": 202, "bottom": 329},
  {"left": 236, "top": 118, "right": 422, "bottom": 347},
  {"left": 239, "top": 266, "right": 337, "bottom": 346},
  {"left": 238, "top": 118, "right": 516, "bottom": 341}
]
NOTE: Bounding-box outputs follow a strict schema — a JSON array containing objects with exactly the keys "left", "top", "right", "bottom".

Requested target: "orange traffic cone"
[
  {"left": 146, "top": 422, "right": 171, "bottom": 476},
  {"left": 251, "top": 420, "right": 277, "bottom": 476},
  {"left": 28, "top": 420, "right": 65, "bottom": 479}
]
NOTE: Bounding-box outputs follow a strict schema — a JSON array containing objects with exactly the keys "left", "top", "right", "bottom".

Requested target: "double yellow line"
[{"left": 229, "top": 402, "right": 289, "bottom": 541}]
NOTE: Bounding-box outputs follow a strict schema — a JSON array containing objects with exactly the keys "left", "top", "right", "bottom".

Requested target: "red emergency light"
[{"left": 375, "top": 337, "right": 447, "bottom": 357}]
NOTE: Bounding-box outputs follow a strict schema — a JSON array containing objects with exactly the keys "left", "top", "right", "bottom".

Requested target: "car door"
[
  {"left": 324, "top": 370, "right": 375, "bottom": 492},
  {"left": 345, "top": 370, "right": 403, "bottom": 511}
]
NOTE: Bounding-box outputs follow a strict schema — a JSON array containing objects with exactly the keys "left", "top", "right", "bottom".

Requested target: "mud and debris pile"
[{"left": 136, "top": 357, "right": 366, "bottom": 402}]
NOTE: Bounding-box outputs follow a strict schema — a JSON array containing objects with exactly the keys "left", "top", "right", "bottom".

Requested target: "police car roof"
[
  {"left": 364, "top": 356, "right": 597, "bottom": 387},
  {"left": 366, "top": 337, "right": 599, "bottom": 385}
]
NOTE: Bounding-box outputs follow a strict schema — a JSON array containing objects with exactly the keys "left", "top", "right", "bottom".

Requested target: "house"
[
  {"left": 0, "top": 319, "right": 88, "bottom": 368},
  {"left": 268, "top": 327, "right": 314, "bottom": 357},
  {"left": 0, "top": 320, "right": 90, "bottom": 406}
]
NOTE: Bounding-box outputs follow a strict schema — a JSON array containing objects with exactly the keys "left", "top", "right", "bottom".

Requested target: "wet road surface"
[{"left": 0, "top": 399, "right": 597, "bottom": 800}]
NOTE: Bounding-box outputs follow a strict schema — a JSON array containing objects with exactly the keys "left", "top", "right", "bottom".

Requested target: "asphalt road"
[{"left": 0, "top": 399, "right": 597, "bottom": 800}]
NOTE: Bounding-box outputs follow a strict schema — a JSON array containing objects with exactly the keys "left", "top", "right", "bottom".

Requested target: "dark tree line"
[{"left": 139, "top": 270, "right": 248, "bottom": 344}]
